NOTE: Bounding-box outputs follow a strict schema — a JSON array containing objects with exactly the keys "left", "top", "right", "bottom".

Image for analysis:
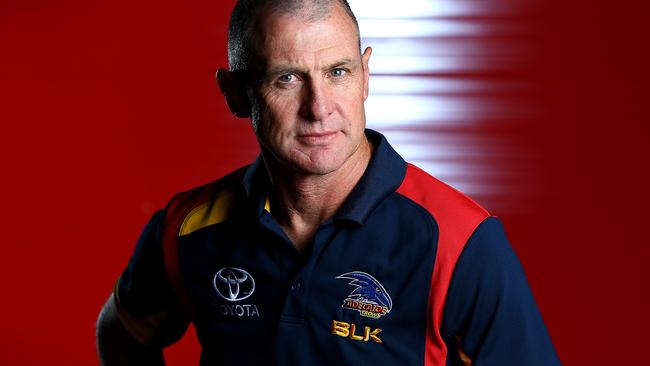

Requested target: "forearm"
[{"left": 96, "top": 295, "right": 165, "bottom": 366}]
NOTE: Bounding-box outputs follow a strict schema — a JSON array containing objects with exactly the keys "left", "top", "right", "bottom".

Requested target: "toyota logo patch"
[{"left": 213, "top": 267, "right": 256, "bottom": 302}]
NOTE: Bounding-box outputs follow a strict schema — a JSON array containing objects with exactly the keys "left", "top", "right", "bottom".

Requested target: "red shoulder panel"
[{"left": 396, "top": 163, "right": 489, "bottom": 365}]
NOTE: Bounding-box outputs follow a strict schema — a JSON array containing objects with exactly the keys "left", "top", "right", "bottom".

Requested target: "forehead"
[{"left": 253, "top": 4, "right": 359, "bottom": 69}]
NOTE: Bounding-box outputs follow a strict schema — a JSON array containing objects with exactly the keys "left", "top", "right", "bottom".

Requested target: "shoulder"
[
  {"left": 163, "top": 165, "right": 249, "bottom": 237},
  {"left": 165, "top": 166, "right": 248, "bottom": 213},
  {"left": 395, "top": 163, "right": 489, "bottom": 233}
]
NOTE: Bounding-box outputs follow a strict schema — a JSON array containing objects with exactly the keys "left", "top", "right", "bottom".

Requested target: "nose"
[{"left": 299, "top": 78, "right": 335, "bottom": 122}]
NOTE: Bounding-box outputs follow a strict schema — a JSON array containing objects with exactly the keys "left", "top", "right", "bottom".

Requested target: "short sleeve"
[
  {"left": 115, "top": 210, "right": 189, "bottom": 346},
  {"left": 442, "top": 217, "right": 561, "bottom": 365}
]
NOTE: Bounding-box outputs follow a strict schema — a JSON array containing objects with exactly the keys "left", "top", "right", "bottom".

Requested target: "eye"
[
  {"left": 330, "top": 68, "right": 347, "bottom": 78},
  {"left": 278, "top": 74, "right": 295, "bottom": 83}
]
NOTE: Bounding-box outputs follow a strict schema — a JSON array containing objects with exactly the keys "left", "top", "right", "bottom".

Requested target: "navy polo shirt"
[{"left": 116, "top": 129, "right": 561, "bottom": 365}]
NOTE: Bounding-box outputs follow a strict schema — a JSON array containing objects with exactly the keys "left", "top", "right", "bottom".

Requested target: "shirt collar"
[
  {"left": 333, "top": 129, "right": 407, "bottom": 223},
  {"left": 242, "top": 129, "right": 407, "bottom": 224}
]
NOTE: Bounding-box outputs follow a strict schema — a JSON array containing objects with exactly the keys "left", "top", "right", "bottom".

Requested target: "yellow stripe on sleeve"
[{"left": 179, "top": 189, "right": 234, "bottom": 237}]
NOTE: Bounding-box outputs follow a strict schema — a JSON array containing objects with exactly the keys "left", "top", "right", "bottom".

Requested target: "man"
[{"left": 97, "top": 0, "right": 561, "bottom": 365}]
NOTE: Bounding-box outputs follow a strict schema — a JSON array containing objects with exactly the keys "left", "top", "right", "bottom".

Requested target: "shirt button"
[{"left": 291, "top": 281, "right": 302, "bottom": 292}]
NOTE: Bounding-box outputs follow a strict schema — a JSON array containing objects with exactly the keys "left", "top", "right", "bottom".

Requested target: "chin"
[
  {"left": 294, "top": 159, "right": 342, "bottom": 176},
  {"left": 291, "top": 149, "right": 348, "bottom": 176}
]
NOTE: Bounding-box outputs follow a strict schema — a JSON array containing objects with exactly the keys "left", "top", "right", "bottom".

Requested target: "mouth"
[{"left": 296, "top": 131, "right": 339, "bottom": 145}]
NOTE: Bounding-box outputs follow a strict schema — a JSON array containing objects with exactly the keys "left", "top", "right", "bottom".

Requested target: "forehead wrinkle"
[
  {"left": 266, "top": 40, "right": 356, "bottom": 72},
  {"left": 266, "top": 27, "right": 338, "bottom": 54}
]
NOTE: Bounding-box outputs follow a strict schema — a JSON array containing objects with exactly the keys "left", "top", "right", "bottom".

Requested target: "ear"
[
  {"left": 361, "top": 47, "right": 372, "bottom": 101},
  {"left": 216, "top": 68, "right": 252, "bottom": 118}
]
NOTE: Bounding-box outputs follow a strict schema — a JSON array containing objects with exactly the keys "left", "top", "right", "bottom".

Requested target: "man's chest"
[{"left": 176, "top": 207, "right": 438, "bottom": 365}]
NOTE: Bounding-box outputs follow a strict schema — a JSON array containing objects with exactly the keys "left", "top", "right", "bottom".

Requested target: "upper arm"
[
  {"left": 442, "top": 217, "right": 561, "bottom": 365},
  {"left": 111, "top": 210, "right": 190, "bottom": 347}
]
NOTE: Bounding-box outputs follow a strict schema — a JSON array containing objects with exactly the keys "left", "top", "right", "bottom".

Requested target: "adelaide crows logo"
[{"left": 337, "top": 271, "right": 392, "bottom": 318}]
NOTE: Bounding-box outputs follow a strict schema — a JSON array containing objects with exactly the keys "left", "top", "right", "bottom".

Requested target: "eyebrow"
[
  {"left": 324, "top": 58, "right": 356, "bottom": 71},
  {"left": 265, "top": 66, "right": 303, "bottom": 78}
]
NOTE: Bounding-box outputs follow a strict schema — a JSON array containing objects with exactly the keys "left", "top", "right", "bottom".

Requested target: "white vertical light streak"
[{"left": 348, "top": 0, "right": 534, "bottom": 201}]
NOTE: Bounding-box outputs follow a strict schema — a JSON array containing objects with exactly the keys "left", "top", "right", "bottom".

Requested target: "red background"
[{"left": 1, "top": 0, "right": 648, "bottom": 364}]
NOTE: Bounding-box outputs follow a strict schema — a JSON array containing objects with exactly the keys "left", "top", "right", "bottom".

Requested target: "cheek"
[
  {"left": 339, "top": 94, "right": 366, "bottom": 129},
  {"left": 262, "top": 88, "right": 299, "bottom": 119},
  {"left": 257, "top": 92, "right": 298, "bottom": 142},
  {"left": 335, "top": 81, "right": 364, "bottom": 111}
]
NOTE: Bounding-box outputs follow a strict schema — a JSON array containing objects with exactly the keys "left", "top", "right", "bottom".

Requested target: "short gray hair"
[{"left": 227, "top": 0, "right": 360, "bottom": 72}]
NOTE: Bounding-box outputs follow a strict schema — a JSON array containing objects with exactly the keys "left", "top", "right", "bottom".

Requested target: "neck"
[{"left": 264, "top": 137, "right": 372, "bottom": 252}]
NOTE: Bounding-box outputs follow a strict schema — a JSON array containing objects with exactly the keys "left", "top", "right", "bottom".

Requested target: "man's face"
[{"left": 249, "top": 4, "right": 371, "bottom": 176}]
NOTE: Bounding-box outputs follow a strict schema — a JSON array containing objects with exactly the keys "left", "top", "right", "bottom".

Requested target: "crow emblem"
[{"left": 337, "top": 271, "right": 392, "bottom": 318}]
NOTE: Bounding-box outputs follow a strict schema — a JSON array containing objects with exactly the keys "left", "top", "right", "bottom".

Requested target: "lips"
[{"left": 296, "top": 131, "right": 338, "bottom": 145}]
